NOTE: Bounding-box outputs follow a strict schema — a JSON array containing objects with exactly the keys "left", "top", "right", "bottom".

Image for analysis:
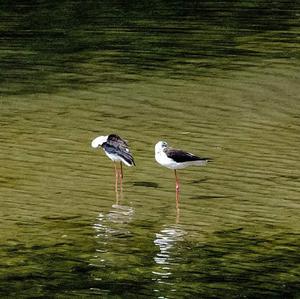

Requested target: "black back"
[{"left": 165, "top": 148, "right": 210, "bottom": 163}]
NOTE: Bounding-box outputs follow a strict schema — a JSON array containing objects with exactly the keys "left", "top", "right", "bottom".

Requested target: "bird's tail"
[
  {"left": 204, "top": 157, "right": 213, "bottom": 162},
  {"left": 121, "top": 152, "right": 135, "bottom": 166},
  {"left": 193, "top": 157, "right": 212, "bottom": 166}
]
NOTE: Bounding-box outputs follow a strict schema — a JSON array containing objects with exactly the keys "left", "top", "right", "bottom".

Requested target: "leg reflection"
[{"left": 91, "top": 203, "right": 135, "bottom": 281}]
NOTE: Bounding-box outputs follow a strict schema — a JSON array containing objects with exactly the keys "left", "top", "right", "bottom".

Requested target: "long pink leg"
[
  {"left": 119, "top": 162, "right": 123, "bottom": 195},
  {"left": 176, "top": 204, "right": 180, "bottom": 223},
  {"left": 114, "top": 162, "right": 118, "bottom": 193},
  {"left": 175, "top": 170, "right": 180, "bottom": 210},
  {"left": 120, "top": 162, "right": 123, "bottom": 179},
  {"left": 174, "top": 170, "right": 180, "bottom": 192}
]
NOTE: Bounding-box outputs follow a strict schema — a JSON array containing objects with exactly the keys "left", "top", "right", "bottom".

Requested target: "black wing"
[
  {"left": 107, "top": 134, "right": 128, "bottom": 147},
  {"left": 166, "top": 148, "right": 210, "bottom": 163},
  {"left": 104, "top": 134, "right": 135, "bottom": 166}
]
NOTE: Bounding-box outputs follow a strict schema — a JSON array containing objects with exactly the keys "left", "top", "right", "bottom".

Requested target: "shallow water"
[{"left": 1, "top": 1, "right": 300, "bottom": 298}]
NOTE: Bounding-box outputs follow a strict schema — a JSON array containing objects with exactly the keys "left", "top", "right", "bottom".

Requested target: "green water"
[{"left": 1, "top": 1, "right": 300, "bottom": 298}]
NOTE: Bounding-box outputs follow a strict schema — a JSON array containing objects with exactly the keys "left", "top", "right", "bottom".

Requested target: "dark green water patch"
[
  {"left": 0, "top": 222, "right": 299, "bottom": 297},
  {"left": 1, "top": 0, "right": 299, "bottom": 94}
]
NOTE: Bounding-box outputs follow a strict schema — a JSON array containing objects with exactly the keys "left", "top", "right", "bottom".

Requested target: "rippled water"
[{"left": 1, "top": 1, "right": 300, "bottom": 298}]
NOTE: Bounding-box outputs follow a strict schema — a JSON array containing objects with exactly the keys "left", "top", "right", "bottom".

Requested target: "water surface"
[{"left": 0, "top": 1, "right": 300, "bottom": 298}]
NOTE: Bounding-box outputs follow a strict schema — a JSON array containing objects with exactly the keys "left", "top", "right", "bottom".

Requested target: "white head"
[
  {"left": 155, "top": 141, "right": 168, "bottom": 153},
  {"left": 91, "top": 135, "right": 108, "bottom": 148}
]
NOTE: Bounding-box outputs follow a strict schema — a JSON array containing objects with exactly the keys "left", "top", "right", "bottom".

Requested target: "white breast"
[
  {"left": 105, "top": 151, "right": 122, "bottom": 162},
  {"left": 155, "top": 149, "right": 178, "bottom": 169}
]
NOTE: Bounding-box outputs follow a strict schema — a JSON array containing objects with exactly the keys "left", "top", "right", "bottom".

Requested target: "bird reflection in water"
[
  {"left": 152, "top": 223, "right": 187, "bottom": 295},
  {"left": 91, "top": 203, "right": 134, "bottom": 271}
]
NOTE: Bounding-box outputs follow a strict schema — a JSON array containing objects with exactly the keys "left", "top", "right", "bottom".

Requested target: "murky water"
[{"left": 1, "top": 1, "right": 300, "bottom": 297}]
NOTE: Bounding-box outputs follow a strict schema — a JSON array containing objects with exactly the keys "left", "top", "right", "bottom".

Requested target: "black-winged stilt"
[
  {"left": 91, "top": 134, "right": 135, "bottom": 191},
  {"left": 155, "top": 141, "right": 211, "bottom": 205}
]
